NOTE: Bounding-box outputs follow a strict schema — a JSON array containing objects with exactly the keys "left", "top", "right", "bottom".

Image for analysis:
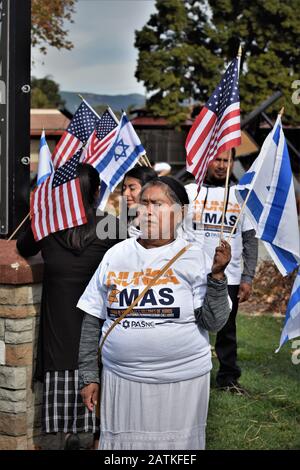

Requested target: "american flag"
[
  {"left": 52, "top": 100, "right": 100, "bottom": 170},
  {"left": 31, "top": 150, "right": 86, "bottom": 241},
  {"left": 185, "top": 57, "right": 241, "bottom": 186},
  {"left": 82, "top": 108, "right": 118, "bottom": 168}
]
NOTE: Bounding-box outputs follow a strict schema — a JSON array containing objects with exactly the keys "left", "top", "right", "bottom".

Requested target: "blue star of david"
[{"left": 114, "top": 138, "right": 130, "bottom": 161}]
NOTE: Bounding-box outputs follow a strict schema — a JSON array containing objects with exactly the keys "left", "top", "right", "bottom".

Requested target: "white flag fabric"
[
  {"left": 235, "top": 115, "right": 300, "bottom": 276},
  {"left": 95, "top": 113, "right": 145, "bottom": 210},
  {"left": 37, "top": 130, "right": 53, "bottom": 185},
  {"left": 276, "top": 269, "right": 300, "bottom": 352}
]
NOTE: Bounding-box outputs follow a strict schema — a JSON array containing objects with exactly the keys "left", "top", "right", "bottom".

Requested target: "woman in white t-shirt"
[{"left": 77, "top": 176, "right": 231, "bottom": 450}]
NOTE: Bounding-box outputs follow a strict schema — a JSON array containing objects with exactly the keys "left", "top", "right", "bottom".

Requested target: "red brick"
[{"left": 0, "top": 240, "right": 43, "bottom": 285}]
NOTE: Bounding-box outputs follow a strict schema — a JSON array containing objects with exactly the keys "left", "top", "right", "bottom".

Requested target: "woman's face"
[
  {"left": 138, "top": 185, "right": 182, "bottom": 240},
  {"left": 122, "top": 177, "right": 142, "bottom": 208}
]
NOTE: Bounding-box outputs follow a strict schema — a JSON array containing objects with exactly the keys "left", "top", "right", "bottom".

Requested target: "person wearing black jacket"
[{"left": 17, "top": 163, "right": 123, "bottom": 449}]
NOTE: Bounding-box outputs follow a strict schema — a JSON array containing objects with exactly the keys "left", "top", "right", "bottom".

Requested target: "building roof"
[{"left": 30, "top": 109, "right": 70, "bottom": 136}]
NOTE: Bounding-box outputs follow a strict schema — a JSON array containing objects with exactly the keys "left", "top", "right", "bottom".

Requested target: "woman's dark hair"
[
  {"left": 159, "top": 176, "right": 189, "bottom": 206},
  {"left": 121, "top": 166, "right": 157, "bottom": 192},
  {"left": 140, "top": 176, "right": 189, "bottom": 207},
  {"left": 59, "top": 163, "right": 100, "bottom": 251}
]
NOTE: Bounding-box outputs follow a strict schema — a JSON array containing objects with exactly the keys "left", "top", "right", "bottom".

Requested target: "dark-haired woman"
[
  {"left": 17, "top": 164, "right": 122, "bottom": 449},
  {"left": 78, "top": 176, "right": 231, "bottom": 450},
  {"left": 121, "top": 166, "right": 157, "bottom": 237}
]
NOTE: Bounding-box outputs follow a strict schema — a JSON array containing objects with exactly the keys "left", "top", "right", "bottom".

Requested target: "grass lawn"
[{"left": 207, "top": 314, "right": 300, "bottom": 450}]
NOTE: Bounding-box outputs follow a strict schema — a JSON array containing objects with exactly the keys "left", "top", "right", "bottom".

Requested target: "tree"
[
  {"left": 207, "top": 0, "right": 300, "bottom": 123},
  {"left": 31, "top": 76, "right": 65, "bottom": 108},
  {"left": 31, "top": 0, "right": 77, "bottom": 54},
  {"left": 135, "top": 0, "right": 300, "bottom": 124},
  {"left": 135, "top": 0, "right": 222, "bottom": 126}
]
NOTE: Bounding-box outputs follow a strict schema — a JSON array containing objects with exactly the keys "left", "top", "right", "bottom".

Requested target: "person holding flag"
[
  {"left": 185, "top": 149, "right": 258, "bottom": 394},
  {"left": 77, "top": 176, "right": 231, "bottom": 450},
  {"left": 184, "top": 50, "right": 258, "bottom": 394},
  {"left": 17, "top": 123, "right": 124, "bottom": 449}
]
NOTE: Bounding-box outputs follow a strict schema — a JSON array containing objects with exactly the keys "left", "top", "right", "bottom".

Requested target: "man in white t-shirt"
[{"left": 185, "top": 149, "right": 258, "bottom": 394}]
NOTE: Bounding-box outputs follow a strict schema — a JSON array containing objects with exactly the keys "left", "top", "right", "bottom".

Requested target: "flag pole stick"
[
  {"left": 7, "top": 212, "right": 31, "bottom": 242},
  {"left": 144, "top": 154, "right": 152, "bottom": 167},
  {"left": 219, "top": 153, "right": 231, "bottom": 242},
  {"left": 227, "top": 191, "right": 250, "bottom": 243},
  {"left": 227, "top": 106, "right": 285, "bottom": 243},
  {"left": 139, "top": 155, "right": 146, "bottom": 166},
  {"left": 140, "top": 155, "right": 150, "bottom": 167}
]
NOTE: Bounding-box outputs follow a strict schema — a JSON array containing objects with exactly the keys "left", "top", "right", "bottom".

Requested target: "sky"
[{"left": 31, "top": 0, "right": 156, "bottom": 96}]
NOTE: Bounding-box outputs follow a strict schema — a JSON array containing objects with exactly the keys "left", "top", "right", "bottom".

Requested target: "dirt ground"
[{"left": 241, "top": 260, "right": 297, "bottom": 316}]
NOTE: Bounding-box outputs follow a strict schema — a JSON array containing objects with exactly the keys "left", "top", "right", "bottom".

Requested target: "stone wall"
[{"left": 0, "top": 239, "right": 43, "bottom": 450}]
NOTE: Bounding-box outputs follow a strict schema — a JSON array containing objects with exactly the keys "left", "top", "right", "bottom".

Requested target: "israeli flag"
[
  {"left": 37, "top": 130, "right": 53, "bottom": 185},
  {"left": 235, "top": 115, "right": 300, "bottom": 276},
  {"left": 96, "top": 113, "right": 145, "bottom": 210},
  {"left": 276, "top": 269, "right": 300, "bottom": 352}
]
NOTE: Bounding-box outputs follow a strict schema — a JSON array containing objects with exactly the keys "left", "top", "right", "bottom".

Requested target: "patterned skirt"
[{"left": 42, "top": 370, "right": 99, "bottom": 434}]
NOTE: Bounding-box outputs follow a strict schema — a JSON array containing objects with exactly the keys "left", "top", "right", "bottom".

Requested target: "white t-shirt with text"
[
  {"left": 184, "top": 183, "right": 254, "bottom": 285},
  {"left": 77, "top": 237, "right": 213, "bottom": 383}
]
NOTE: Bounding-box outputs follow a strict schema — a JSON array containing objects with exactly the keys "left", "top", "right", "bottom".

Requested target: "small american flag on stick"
[
  {"left": 52, "top": 100, "right": 100, "bottom": 170},
  {"left": 185, "top": 57, "right": 241, "bottom": 186},
  {"left": 82, "top": 107, "right": 118, "bottom": 167},
  {"left": 31, "top": 150, "right": 86, "bottom": 241}
]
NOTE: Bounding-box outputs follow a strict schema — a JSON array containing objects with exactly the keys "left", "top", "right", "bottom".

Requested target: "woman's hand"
[
  {"left": 211, "top": 239, "right": 231, "bottom": 280},
  {"left": 80, "top": 383, "right": 100, "bottom": 412}
]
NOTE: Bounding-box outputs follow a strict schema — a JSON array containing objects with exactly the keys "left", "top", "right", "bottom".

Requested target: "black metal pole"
[
  {"left": 241, "top": 90, "right": 282, "bottom": 129},
  {"left": 0, "top": 0, "right": 31, "bottom": 238}
]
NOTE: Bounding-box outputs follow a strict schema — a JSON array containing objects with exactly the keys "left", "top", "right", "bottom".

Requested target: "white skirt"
[{"left": 99, "top": 368, "right": 210, "bottom": 450}]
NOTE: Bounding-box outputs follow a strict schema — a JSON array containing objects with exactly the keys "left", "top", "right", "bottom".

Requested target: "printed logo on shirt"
[
  {"left": 105, "top": 268, "right": 180, "bottom": 288},
  {"left": 193, "top": 212, "right": 238, "bottom": 235},
  {"left": 192, "top": 198, "right": 241, "bottom": 215},
  {"left": 121, "top": 319, "right": 155, "bottom": 329},
  {"left": 107, "top": 306, "right": 180, "bottom": 319},
  {"left": 106, "top": 286, "right": 179, "bottom": 319}
]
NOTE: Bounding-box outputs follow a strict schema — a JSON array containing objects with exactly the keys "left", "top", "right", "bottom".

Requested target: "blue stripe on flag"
[
  {"left": 282, "top": 335, "right": 289, "bottom": 346},
  {"left": 261, "top": 138, "right": 292, "bottom": 243},
  {"left": 96, "top": 114, "right": 128, "bottom": 173},
  {"left": 272, "top": 244, "right": 299, "bottom": 275},
  {"left": 99, "top": 180, "right": 108, "bottom": 201},
  {"left": 283, "top": 276, "right": 300, "bottom": 325},
  {"left": 244, "top": 190, "right": 264, "bottom": 223},
  {"left": 37, "top": 173, "right": 51, "bottom": 185},
  {"left": 109, "top": 144, "right": 145, "bottom": 190},
  {"left": 40, "top": 134, "right": 47, "bottom": 148},
  {"left": 238, "top": 171, "right": 256, "bottom": 185},
  {"left": 96, "top": 139, "right": 120, "bottom": 173},
  {"left": 272, "top": 123, "right": 281, "bottom": 146}
]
